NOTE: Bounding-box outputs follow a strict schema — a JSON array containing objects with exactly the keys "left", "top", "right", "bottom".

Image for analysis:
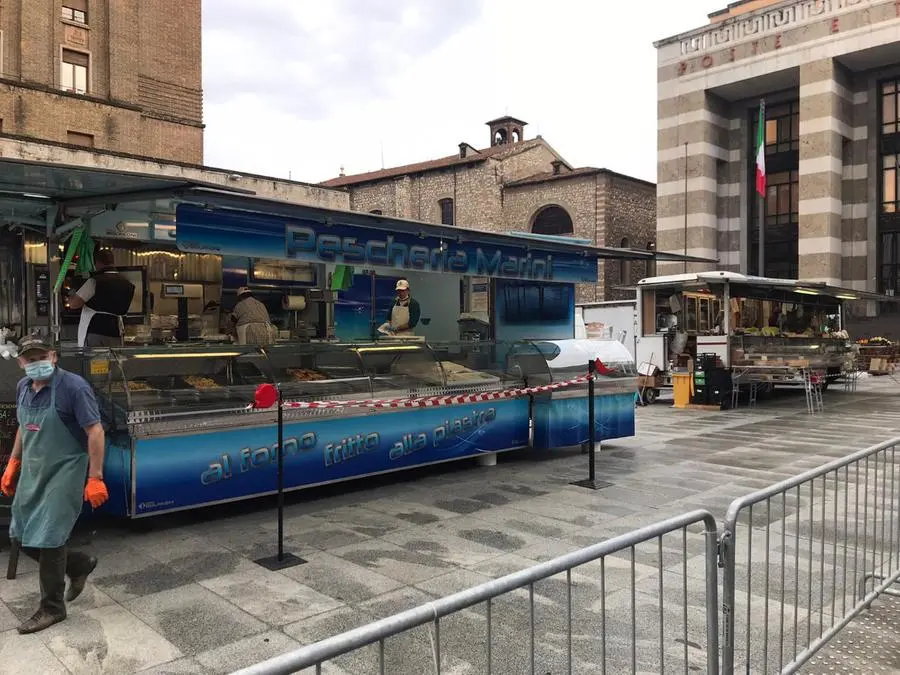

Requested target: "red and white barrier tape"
[{"left": 279, "top": 374, "right": 593, "bottom": 410}]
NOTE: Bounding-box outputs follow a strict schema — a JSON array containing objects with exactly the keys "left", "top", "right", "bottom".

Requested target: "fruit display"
[
  {"left": 183, "top": 376, "right": 220, "bottom": 390},
  {"left": 286, "top": 368, "right": 328, "bottom": 382},
  {"left": 857, "top": 337, "right": 892, "bottom": 346}
]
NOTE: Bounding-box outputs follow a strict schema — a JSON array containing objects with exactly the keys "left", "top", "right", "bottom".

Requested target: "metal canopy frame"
[
  {"left": 0, "top": 157, "right": 253, "bottom": 237},
  {"left": 637, "top": 271, "right": 897, "bottom": 304}
]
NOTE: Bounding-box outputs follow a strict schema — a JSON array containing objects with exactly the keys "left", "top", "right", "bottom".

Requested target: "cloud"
[
  {"left": 202, "top": 0, "right": 725, "bottom": 184},
  {"left": 203, "top": 0, "right": 485, "bottom": 120}
]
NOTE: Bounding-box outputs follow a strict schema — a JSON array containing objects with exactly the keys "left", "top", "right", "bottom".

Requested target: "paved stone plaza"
[{"left": 2, "top": 378, "right": 900, "bottom": 674}]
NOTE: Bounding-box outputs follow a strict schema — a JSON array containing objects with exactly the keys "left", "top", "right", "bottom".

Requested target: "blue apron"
[{"left": 10, "top": 373, "right": 87, "bottom": 548}]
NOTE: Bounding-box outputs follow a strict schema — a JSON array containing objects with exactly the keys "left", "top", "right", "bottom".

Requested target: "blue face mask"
[{"left": 24, "top": 360, "right": 55, "bottom": 381}]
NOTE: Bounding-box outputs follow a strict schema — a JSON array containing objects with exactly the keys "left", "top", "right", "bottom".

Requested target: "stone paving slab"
[{"left": 2, "top": 378, "right": 900, "bottom": 672}]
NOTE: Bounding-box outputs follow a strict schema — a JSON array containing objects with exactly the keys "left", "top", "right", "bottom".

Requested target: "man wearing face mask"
[{"left": 0, "top": 334, "right": 108, "bottom": 634}]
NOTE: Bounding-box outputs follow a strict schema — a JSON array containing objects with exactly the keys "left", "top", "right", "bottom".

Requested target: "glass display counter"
[
  {"left": 507, "top": 339, "right": 638, "bottom": 450},
  {"left": 731, "top": 335, "right": 851, "bottom": 370},
  {"left": 54, "top": 338, "right": 635, "bottom": 519},
  {"left": 59, "top": 345, "right": 270, "bottom": 433}
]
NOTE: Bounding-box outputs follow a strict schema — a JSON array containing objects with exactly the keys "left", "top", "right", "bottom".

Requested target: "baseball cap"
[
  {"left": 18, "top": 333, "right": 54, "bottom": 355},
  {"left": 395, "top": 279, "right": 410, "bottom": 291},
  {"left": 236, "top": 287, "right": 251, "bottom": 296}
]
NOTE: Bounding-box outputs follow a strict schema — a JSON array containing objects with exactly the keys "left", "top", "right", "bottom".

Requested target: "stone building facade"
[
  {"left": 0, "top": 0, "right": 203, "bottom": 163},
  {"left": 0, "top": 135, "right": 349, "bottom": 210},
  {"left": 322, "top": 116, "right": 657, "bottom": 301},
  {"left": 654, "top": 0, "right": 900, "bottom": 316}
]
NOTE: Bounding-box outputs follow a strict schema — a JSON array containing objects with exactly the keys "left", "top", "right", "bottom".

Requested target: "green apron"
[{"left": 10, "top": 373, "right": 87, "bottom": 548}]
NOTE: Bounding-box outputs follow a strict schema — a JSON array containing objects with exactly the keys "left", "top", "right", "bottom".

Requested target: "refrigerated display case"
[
  {"left": 57, "top": 338, "right": 635, "bottom": 518},
  {"left": 507, "top": 339, "right": 638, "bottom": 450},
  {"left": 54, "top": 341, "right": 528, "bottom": 517},
  {"left": 729, "top": 335, "right": 853, "bottom": 385}
]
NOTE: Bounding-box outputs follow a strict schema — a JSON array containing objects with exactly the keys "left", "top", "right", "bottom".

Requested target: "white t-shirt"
[{"left": 76, "top": 278, "right": 96, "bottom": 302}]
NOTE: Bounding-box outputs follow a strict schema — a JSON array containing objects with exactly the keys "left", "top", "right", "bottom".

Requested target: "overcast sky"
[{"left": 202, "top": 1, "right": 724, "bottom": 185}]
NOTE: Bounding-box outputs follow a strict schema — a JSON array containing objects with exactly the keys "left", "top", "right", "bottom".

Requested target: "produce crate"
[{"left": 859, "top": 345, "right": 900, "bottom": 371}]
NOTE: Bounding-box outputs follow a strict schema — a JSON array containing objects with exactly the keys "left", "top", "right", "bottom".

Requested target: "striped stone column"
[
  {"left": 656, "top": 91, "right": 729, "bottom": 274},
  {"left": 798, "top": 59, "right": 852, "bottom": 285}
]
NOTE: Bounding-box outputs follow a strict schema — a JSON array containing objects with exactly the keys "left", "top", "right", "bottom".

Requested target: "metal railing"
[
  {"left": 232, "top": 510, "right": 720, "bottom": 675},
  {"left": 230, "top": 434, "right": 900, "bottom": 675},
  {"left": 720, "top": 437, "right": 900, "bottom": 674}
]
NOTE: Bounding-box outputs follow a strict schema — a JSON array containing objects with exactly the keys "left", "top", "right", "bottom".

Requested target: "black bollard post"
[
  {"left": 571, "top": 359, "right": 611, "bottom": 491},
  {"left": 277, "top": 385, "right": 285, "bottom": 561},
  {"left": 254, "top": 382, "right": 306, "bottom": 571}
]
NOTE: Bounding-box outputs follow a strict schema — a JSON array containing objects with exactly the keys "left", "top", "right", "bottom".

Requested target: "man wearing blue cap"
[{"left": 0, "top": 334, "right": 108, "bottom": 634}]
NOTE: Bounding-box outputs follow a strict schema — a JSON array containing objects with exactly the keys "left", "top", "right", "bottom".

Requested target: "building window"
[
  {"left": 761, "top": 101, "right": 800, "bottom": 155},
  {"left": 751, "top": 170, "right": 799, "bottom": 279},
  {"left": 881, "top": 231, "right": 900, "bottom": 295},
  {"left": 370, "top": 209, "right": 383, "bottom": 215},
  {"left": 61, "top": 49, "right": 89, "bottom": 94},
  {"left": 883, "top": 80, "right": 900, "bottom": 136},
  {"left": 61, "top": 1, "right": 88, "bottom": 24},
  {"left": 438, "top": 198, "right": 454, "bottom": 226},
  {"left": 883, "top": 154, "right": 899, "bottom": 213},
  {"left": 750, "top": 102, "right": 799, "bottom": 279},
  {"left": 67, "top": 131, "right": 94, "bottom": 148},
  {"left": 619, "top": 238, "right": 632, "bottom": 284},
  {"left": 531, "top": 205, "right": 573, "bottom": 236},
  {"left": 646, "top": 241, "right": 656, "bottom": 277}
]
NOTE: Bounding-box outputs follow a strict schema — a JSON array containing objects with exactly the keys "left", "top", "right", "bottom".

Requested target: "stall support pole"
[
  {"left": 254, "top": 385, "right": 306, "bottom": 572},
  {"left": 571, "top": 360, "right": 611, "bottom": 491}
]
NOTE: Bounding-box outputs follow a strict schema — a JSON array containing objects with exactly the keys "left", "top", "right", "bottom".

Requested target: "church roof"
[
  {"left": 320, "top": 138, "right": 546, "bottom": 188},
  {"left": 504, "top": 167, "right": 655, "bottom": 188}
]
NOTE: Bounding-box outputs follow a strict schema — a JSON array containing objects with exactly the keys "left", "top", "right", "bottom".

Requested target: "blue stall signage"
[
  {"left": 175, "top": 204, "right": 598, "bottom": 283},
  {"left": 130, "top": 399, "right": 529, "bottom": 515}
]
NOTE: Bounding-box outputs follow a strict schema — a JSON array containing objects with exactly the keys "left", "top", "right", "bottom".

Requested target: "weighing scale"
[{"left": 161, "top": 283, "right": 204, "bottom": 342}]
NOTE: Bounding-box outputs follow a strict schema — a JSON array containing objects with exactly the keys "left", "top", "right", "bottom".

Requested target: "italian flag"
[{"left": 755, "top": 100, "right": 766, "bottom": 197}]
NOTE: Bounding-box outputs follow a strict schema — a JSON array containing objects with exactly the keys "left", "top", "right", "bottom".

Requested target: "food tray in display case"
[
  {"left": 264, "top": 343, "right": 372, "bottom": 404},
  {"left": 428, "top": 341, "right": 525, "bottom": 394},
  {"left": 356, "top": 343, "right": 445, "bottom": 398},
  {"left": 59, "top": 345, "right": 271, "bottom": 431},
  {"left": 730, "top": 335, "right": 851, "bottom": 370}
]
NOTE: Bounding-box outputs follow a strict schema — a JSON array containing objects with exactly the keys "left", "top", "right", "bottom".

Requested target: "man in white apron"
[
  {"left": 0, "top": 334, "right": 108, "bottom": 633},
  {"left": 67, "top": 249, "right": 135, "bottom": 348},
  {"left": 382, "top": 279, "right": 420, "bottom": 336},
  {"left": 230, "top": 287, "right": 275, "bottom": 345}
]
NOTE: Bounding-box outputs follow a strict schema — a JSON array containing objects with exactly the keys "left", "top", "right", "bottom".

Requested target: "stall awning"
[
  {"left": 0, "top": 157, "right": 252, "bottom": 229},
  {"left": 637, "top": 271, "right": 898, "bottom": 303}
]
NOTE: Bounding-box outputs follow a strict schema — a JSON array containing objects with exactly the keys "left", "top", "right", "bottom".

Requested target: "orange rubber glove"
[
  {"left": 1, "top": 458, "right": 21, "bottom": 497},
  {"left": 84, "top": 477, "right": 109, "bottom": 509}
]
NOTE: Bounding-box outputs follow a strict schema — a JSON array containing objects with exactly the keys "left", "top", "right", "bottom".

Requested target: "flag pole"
[
  {"left": 758, "top": 192, "right": 765, "bottom": 276},
  {"left": 757, "top": 99, "right": 766, "bottom": 277},
  {"left": 683, "top": 142, "right": 688, "bottom": 273}
]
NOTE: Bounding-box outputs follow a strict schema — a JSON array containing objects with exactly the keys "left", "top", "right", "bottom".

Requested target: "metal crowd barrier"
[
  {"left": 231, "top": 434, "right": 900, "bottom": 675},
  {"left": 232, "top": 510, "right": 720, "bottom": 675},
  {"left": 720, "top": 437, "right": 900, "bottom": 674}
]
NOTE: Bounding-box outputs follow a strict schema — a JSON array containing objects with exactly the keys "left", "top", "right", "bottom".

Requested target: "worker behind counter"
[
  {"left": 379, "top": 279, "right": 420, "bottom": 336},
  {"left": 0, "top": 334, "right": 108, "bottom": 634},
  {"left": 231, "top": 287, "right": 275, "bottom": 345},
  {"left": 67, "top": 249, "right": 136, "bottom": 348}
]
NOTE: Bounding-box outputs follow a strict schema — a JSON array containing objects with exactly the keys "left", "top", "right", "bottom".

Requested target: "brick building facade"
[
  {"left": 654, "top": 0, "right": 900, "bottom": 320},
  {"left": 322, "top": 116, "right": 657, "bottom": 301},
  {"left": 0, "top": 0, "right": 203, "bottom": 163}
]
